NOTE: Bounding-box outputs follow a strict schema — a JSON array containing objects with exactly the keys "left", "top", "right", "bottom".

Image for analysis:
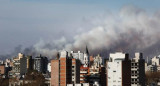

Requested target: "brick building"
[
  {"left": 51, "top": 50, "right": 80, "bottom": 86},
  {"left": 0, "top": 64, "right": 5, "bottom": 75}
]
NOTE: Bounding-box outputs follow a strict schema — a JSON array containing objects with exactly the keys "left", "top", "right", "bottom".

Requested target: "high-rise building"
[
  {"left": 33, "top": 55, "right": 48, "bottom": 73},
  {"left": 12, "top": 53, "right": 24, "bottom": 75},
  {"left": 106, "top": 52, "right": 131, "bottom": 86},
  {"left": 51, "top": 60, "right": 59, "bottom": 86},
  {"left": 72, "top": 58, "right": 80, "bottom": 84},
  {"left": 131, "top": 53, "right": 145, "bottom": 86},
  {"left": 51, "top": 50, "right": 80, "bottom": 86},
  {"left": 26, "top": 56, "right": 33, "bottom": 71},
  {"left": 20, "top": 55, "right": 27, "bottom": 75}
]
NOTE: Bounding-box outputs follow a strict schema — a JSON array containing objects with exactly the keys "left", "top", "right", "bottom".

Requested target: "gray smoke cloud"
[
  {"left": 30, "top": 5, "right": 160, "bottom": 59},
  {"left": 2, "top": 5, "right": 160, "bottom": 59}
]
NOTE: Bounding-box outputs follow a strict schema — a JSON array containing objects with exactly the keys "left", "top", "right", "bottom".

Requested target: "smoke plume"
[{"left": 2, "top": 5, "right": 160, "bottom": 59}]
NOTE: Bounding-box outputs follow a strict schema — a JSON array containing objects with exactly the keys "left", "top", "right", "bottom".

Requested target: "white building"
[
  {"left": 47, "top": 63, "right": 51, "bottom": 72},
  {"left": 93, "top": 54, "right": 102, "bottom": 68},
  {"left": 71, "top": 46, "right": 89, "bottom": 67},
  {"left": 106, "top": 52, "right": 131, "bottom": 86},
  {"left": 131, "top": 53, "right": 145, "bottom": 86},
  {"left": 151, "top": 56, "right": 160, "bottom": 65}
]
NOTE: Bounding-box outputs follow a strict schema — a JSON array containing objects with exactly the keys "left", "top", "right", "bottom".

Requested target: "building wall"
[
  {"left": 80, "top": 66, "right": 89, "bottom": 83},
  {"left": 122, "top": 58, "right": 131, "bottom": 86},
  {"left": 131, "top": 53, "right": 145, "bottom": 86},
  {"left": 100, "top": 67, "right": 106, "bottom": 86},
  {"left": 151, "top": 56, "right": 160, "bottom": 65},
  {"left": 51, "top": 60, "right": 59, "bottom": 86},
  {"left": 106, "top": 61, "right": 108, "bottom": 86},
  {"left": 107, "top": 52, "right": 131, "bottom": 86},
  {"left": 34, "top": 56, "right": 48, "bottom": 73},
  {"left": 20, "top": 56, "right": 27, "bottom": 75},
  {"left": 0, "top": 65, "right": 5, "bottom": 75},
  {"left": 72, "top": 59, "right": 80, "bottom": 84},
  {"left": 13, "top": 58, "right": 21, "bottom": 75},
  {"left": 138, "top": 59, "right": 145, "bottom": 86},
  {"left": 26, "top": 56, "right": 33, "bottom": 71},
  {"left": 60, "top": 58, "right": 72, "bottom": 86},
  {"left": 107, "top": 61, "right": 122, "bottom": 86}
]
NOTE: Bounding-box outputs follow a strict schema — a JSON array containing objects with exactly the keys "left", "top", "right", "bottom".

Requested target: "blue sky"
[{"left": 0, "top": 0, "right": 160, "bottom": 56}]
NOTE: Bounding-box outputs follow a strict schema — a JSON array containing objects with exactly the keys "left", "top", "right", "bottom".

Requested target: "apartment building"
[
  {"left": 106, "top": 52, "right": 131, "bottom": 86},
  {"left": 131, "top": 53, "right": 145, "bottom": 86},
  {"left": 51, "top": 50, "right": 80, "bottom": 86}
]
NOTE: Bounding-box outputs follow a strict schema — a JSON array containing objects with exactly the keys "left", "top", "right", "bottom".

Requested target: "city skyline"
[{"left": 1, "top": 0, "right": 160, "bottom": 59}]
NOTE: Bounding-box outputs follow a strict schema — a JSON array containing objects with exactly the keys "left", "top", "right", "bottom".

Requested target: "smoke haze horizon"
[{"left": 1, "top": 5, "right": 160, "bottom": 60}]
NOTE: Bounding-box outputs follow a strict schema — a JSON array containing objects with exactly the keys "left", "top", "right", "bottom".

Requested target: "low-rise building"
[{"left": 0, "top": 64, "right": 5, "bottom": 75}]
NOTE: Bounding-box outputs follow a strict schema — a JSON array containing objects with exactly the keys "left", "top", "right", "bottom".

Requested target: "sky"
[{"left": 1, "top": 0, "right": 160, "bottom": 58}]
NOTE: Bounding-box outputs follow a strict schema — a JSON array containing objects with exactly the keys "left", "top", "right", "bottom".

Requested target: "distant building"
[
  {"left": 151, "top": 56, "right": 160, "bottom": 65},
  {"left": 93, "top": 54, "right": 103, "bottom": 68},
  {"left": 106, "top": 52, "right": 131, "bottom": 86},
  {"left": 0, "top": 64, "right": 5, "bottom": 75},
  {"left": 20, "top": 55, "right": 27, "bottom": 75},
  {"left": 89, "top": 54, "right": 103, "bottom": 85},
  {"left": 146, "top": 65, "right": 157, "bottom": 72},
  {"left": 131, "top": 53, "right": 145, "bottom": 86},
  {"left": 71, "top": 46, "right": 90, "bottom": 67},
  {"left": 26, "top": 56, "right": 33, "bottom": 71},
  {"left": 33, "top": 55, "right": 48, "bottom": 73},
  {"left": 12, "top": 53, "right": 24, "bottom": 75},
  {"left": 47, "top": 62, "right": 51, "bottom": 73}
]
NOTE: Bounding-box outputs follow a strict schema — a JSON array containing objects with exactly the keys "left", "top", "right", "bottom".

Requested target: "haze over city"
[{"left": 1, "top": 0, "right": 160, "bottom": 59}]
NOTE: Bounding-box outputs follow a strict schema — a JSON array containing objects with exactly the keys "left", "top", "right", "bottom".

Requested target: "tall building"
[
  {"left": 51, "top": 50, "right": 80, "bottom": 86},
  {"left": 131, "top": 53, "right": 145, "bottom": 86},
  {"left": 72, "top": 58, "right": 80, "bottom": 84},
  {"left": 33, "top": 55, "right": 48, "bottom": 73},
  {"left": 26, "top": 56, "right": 33, "bottom": 71},
  {"left": 106, "top": 52, "right": 131, "bottom": 86},
  {"left": 51, "top": 60, "right": 59, "bottom": 86},
  {"left": 12, "top": 53, "right": 24, "bottom": 75},
  {"left": 20, "top": 55, "right": 27, "bottom": 75}
]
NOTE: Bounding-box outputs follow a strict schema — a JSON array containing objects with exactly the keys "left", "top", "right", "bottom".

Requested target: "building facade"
[
  {"left": 34, "top": 55, "right": 48, "bottom": 73},
  {"left": 51, "top": 50, "right": 80, "bottom": 86},
  {"left": 12, "top": 53, "right": 24, "bottom": 76},
  {"left": 71, "top": 46, "right": 89, "bottom": 67},
  {"left": 131, "top": 53, "right": 145, "bottom": 86},
  {"left": 0, "top": 64, "right": 5, "bottom": 75},
  {"left": 106, "top": 52, "right": 131, "bottom": 86}
]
